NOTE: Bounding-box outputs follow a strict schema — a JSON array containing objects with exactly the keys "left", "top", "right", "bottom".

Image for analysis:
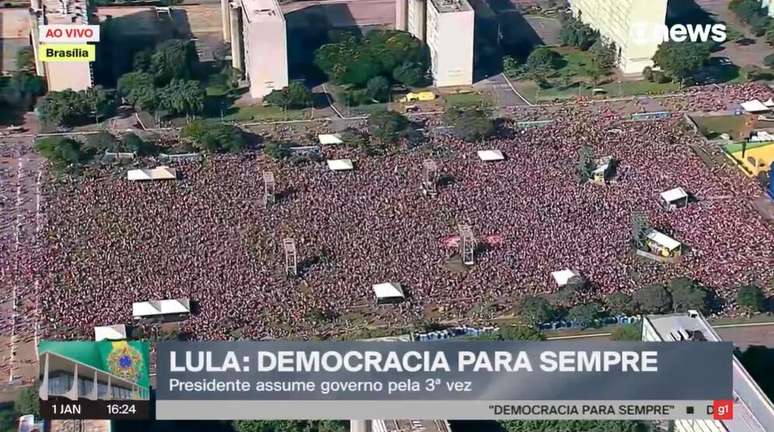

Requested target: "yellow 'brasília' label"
[{"left": 39, "top": 44, "right": 95, "bottom": 62}]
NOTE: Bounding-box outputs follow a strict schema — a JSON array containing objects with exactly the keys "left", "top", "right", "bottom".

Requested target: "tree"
[
  {"left": 85, "top": 131, "right": 118, "bottom": 155},
  {"left": 559, "top": 17, "right": 598, "bottom": 50},
  {"left": 652, "top": 41, "right": 711, "bottom": 84},
  {"left": 611, "top": 322, "right": 643, "bottom": 341},
  {"left": 158, "top": 79, "right": 206, "bottom": 117},
  {"left": 519, "top": 295, "right": 555, "bottom": 325},
  {"left": 314, "top": 30, "right": 428, "bottom": 87},
  {"left": 589, "top": 39, "right": 616, "bottom": 72},
  {"left": 443, "top": 107, "right": 494, "bottom": 142},
  {"left": 9, "top": 71, "right": 45, "bottom": 110},
  {"left": 117, "top": 71, "right": 156, "bottom": 108},
  {"left": 642, "top": 66, "right": 654, "bottom": 82},
  {"left": 263, "top": 142, "right": 292, "bottom": 160},
  {"left": 367, "top": 109, "right": 409, "bottom": 145},
  {"left": 567, "top": 302, "right": 601, "bottom": 328},
  {"left": 35, "top": 136, "right": 88, "bottom": 169},
  {"left": 234, "top": 420, "right": 348, "bottom": 432},
  {"left": 526, "top": 47, "right": 561, "bottom": 76},
  {"left": 729, "top": 0, "right": 765, "bottom": 24},
  {"left": 150, "top": 39, "right": 199, "bottom": 85},
  {"left": 265, "top": 82, "right": 314, "bottom": 109},
  {"left": 502, "top": 55, "right": 522, "bottom": 78},
  {"left": 181, "top": 120, "right": 244, "bottom": 153},
  {"left": 16, "top": 47, "right": 35, "bottom": 71},
  {"left": 392, "top": 62, "right": 425, "bottom": 86},
  {"left": 122, "top": 133, "right": 154, "bottom": 155},
  {"left": 634, "top": 284, "right": 672, "bottom": 314},
  {"left": 500, "top": 420, "right": 646, "bottom": 432},
  {"left": 366, "top": 76, "right": 390, "bottom": 102},
  {"left": 668, "top": 277, "right": 708, "bottom": 312},
  {"left": 736, "top": 285, "right": 766, "bottom": 313},
  {"left": 606, "top": 292, "right": 634, "bottom": 315},
  {"left": 14, "top": 388, "right": 39, "bottom": 417}
]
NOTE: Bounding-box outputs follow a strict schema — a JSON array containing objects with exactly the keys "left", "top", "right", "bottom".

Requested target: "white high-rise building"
[
  {"left": 570, "top": 0, "right": 668, "bottom": 75},
  {"left": 642, "top": 310, "right": 774, "bottom": 432},
  {"left": 404, "top": 0, "right": 473, "bottom": 87},
  {"left": 29, "top": 0, "right": 94, "bottom": 91},
  {"left": 224, "top": 0, "right": 289, "bottom": 98}
]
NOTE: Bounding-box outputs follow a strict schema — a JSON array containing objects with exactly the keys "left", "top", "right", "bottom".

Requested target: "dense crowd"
[{"left": 2, "top": 83, "right": 774, "bottom": 346}]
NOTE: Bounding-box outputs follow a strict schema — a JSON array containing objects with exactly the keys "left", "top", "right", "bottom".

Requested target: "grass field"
[
  {"left": 512, "top": 79, "right": 679, "bottom": 104},
  {"left": 443, "top": 92, "right": 490, "bottom": 107},
  {"left": 693, "top": 115, "right": 750, "bottom": 140}
]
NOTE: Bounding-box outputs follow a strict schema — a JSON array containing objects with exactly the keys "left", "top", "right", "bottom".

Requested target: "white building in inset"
[
  {"left": 403, "top": 0, "right": 474, "bottom": 87},
  {"left": 29, "top": 0, "right": 94, "bottom": 91},
  {"left": 224, "top": 0, "right": 289, "bottom": 98},
  {"left": 642, "top": 310, "right": 774, "bottom": 432},
  {"left": 570, "top": 0, "right": 668, "bottom": 75}
]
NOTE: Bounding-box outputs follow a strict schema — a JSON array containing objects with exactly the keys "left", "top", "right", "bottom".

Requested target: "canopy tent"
[
  {"left": 127, "top": 166, "right": 177, "bottom": 181},
  {"left": 741, "top": 100, "right": 769, "bottom": 113},
  {"left": 477, "top": 150, "right": 505, "bottom": 161},
  {"left": 551, "top": 269, "right": 580, "bottom": 287},
  {"left": 765, "top": 98, "right": 774, "bottom": 108},
  {"left": 327, "top": 159, "right": 354, "bottom": 171},
  {"left": 132, "top": 298, "right": 190, "bottom": 319},
  {"left": 645, "top": 229, "right": 681, "bottom": 252},
  {"left": 318, "top": 134, "right": 343, "bottom": 145},
  {"left": 660, "top": 187, "right": 689, "bottom": 210},
  {"left": 94, "top": 324, "right": 127, "bottom": 341},
  {"left": 373, "top": 282, "right": 405, "bottom": 304}
]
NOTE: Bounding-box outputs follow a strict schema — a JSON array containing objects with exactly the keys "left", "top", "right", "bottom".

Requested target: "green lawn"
[
  {"left": 513, "top": 78, "right": 680, "bottom": 104},
  {"left": 444, "top": 92, "right": 490, "bottom": 108},
  {"left": 693, "top": 115, "right": 749, "bottom": 140},
  {"left": 218, "top": 105, "right": 308, "bottom": 122},
  {"left": 553, "top": 46, "right": 597, "bottom": 78}
]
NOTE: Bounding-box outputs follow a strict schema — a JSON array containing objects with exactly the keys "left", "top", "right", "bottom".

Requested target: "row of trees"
[
  {"left": 35, "top": 131, "right": 152, "bottom": 169},
  {"left": 729, "top": 0, "right": 774, "bottom": 44},
  {"left": 37, "top": 87, "right": 115, "bottom": 128},
  {"left": 181, "top": 120, "right": 245, "bottom": 153},
  {"left": 517, "top": 277, "right": 719, "bottom": 328},
  {"left": 116, "top": 39, "right": 206, "bottom": 118},
  {"left": 0, "top": 47, "right": 46, "bottom": 112},
  {"left": 315, "top": 30, "right": 429, "bottom": 105}
]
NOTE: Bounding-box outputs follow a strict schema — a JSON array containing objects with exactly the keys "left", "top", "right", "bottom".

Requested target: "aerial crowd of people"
[
  {"left": 3, "top": 83, "right": 767, "bottom": 344},
  {"left": 0, "top": 83, "right": 772, "bottom": 364}
]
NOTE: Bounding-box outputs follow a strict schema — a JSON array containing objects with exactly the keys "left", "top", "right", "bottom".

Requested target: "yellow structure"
[
  {"left": 570, "top": 0, "right": 668, "bottom": 75},
  {"left": 400, "top": 91, "right": 436, "bottom": 102},
  {"left": 729, "top": 142, "right": 774, "bottom": 177}
]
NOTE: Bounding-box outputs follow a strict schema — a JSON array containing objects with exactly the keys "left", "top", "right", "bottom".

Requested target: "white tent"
[
  {"left": 327, "top": 159, "right": 354, "bottom": 171},
  {"left": 477, "top": 150, "right": 505, "bottom": 161},
  {"left": 551, "top": 269, "right": 580, "bottom": 287},
  {"left": 132, "top": 298, "right": 191, "bottom": 319},
  {"left": 94, "top": 324, "right": 127, "bottom": 341},
  {"left": 127, "top": 166, "right": 177, "bottom": 181},
  {"left": 645, "top": 229, "right": 681, "bottom": 252},
  {"left": 318, "top": 134, "right": 343, "bottom": 145},
  {"left": 660, "top": 187, "right": 688, "bottom": 204},
  {"left": 765, "top": 98, "right": 774, "bottom": 108},
  {"left": 373, "top": 282, "right": 405, "bottom": 304},
  {"left": 741, "top": 100, "right": 769, "bottom": 113}
]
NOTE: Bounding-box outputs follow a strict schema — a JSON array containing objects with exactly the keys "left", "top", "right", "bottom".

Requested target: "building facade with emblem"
[{"left": 38, "top": 340, "right": 151, "bottom": 401}]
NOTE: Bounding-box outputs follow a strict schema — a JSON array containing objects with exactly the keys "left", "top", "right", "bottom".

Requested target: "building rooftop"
[
  {"left": 33, "top": 0, "right": 89, "bottom": 25},
  {"left": 429, "top": 0, "right": 471, "bottom": 13},
  {"left": 645, "top": 311, "right": 774, "bottom": 432},
  {"left": 240, "top": 0, "right": 284, "bottom": 23}
]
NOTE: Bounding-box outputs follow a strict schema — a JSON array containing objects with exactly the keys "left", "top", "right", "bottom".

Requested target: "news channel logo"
[
  {"left": 628, "top": 23, "right": 728, "bottom": 46},
  {"left": 38, "top": 339, "right": 151, "bottom": 402}
]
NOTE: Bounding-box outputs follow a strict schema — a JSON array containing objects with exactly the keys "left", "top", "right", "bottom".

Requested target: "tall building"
[
  {"left": 224, "top": 0, "right": 289, "bottom": 98},
  {"left": 405, "top": 0, "right": 473, "bottom": 87},
  {"left": 642, "top": 310, "right": 774, "bottom": 432},
  {"left": 570, "top": 0, "right": 668, "bottom": 75},
  {"left": 28, "top": 0, "right": 94, "bottom": 91}
]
